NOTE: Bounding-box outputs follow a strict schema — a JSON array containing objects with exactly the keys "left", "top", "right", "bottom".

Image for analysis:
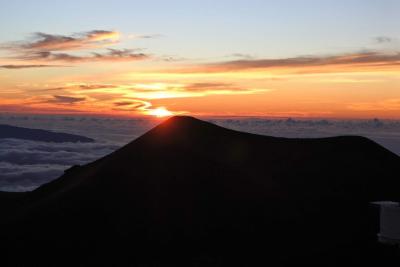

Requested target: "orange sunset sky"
[{"left": 1, "top": 0, "right": 399, "bottom": 118}]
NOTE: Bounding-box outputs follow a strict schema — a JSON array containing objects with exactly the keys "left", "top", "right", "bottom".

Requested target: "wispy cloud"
[
  {"left": 183, "top": 82, "right": 251, "bottom": 92},
  {"left": 113, "top": 99, "right": 152, "bottom": 111},
  {"left": 374, "top": 36, "right": 394, "bottom": 44},
  {"left": 44, "top": 82, "right": 268, "bottom": 97},
  {"left": 37, "top": 83, "right": 118, "bottom": 92},
  {"left": 73, "top": 83, "right": 118, "bottom": 90},
  {"left": 9, "top": 30, "right": 120, "bottom": 51},
  {"left": 229, "top": 53, "right": 255, "bottom": 60},
  {"left": 179, "top": 51, "right": 400, "bottom": 73},
  {"left": 125, "top": 82, "right": 269, "bottom": 99},
  {"left": 48, "top": 95, "right": 86, "bottom": 104},
  {"left": 0, "top": 64, "right": 66, "bottom": 69},
  {"left": 127, "top": 33, "right": 163, "bottom": 39},
  {"left": 13, "top": 80, "right": 267, "bottom": 116},
  {"left": 1, "top": 30, "right": 151, "bottom": 65},
  {"left": 21, "top": 48, "right": 149, "bottom": 63}
]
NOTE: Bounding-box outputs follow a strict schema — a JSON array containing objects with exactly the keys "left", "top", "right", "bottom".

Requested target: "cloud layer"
[
  {"left": 18, "top": 81, "right": 268, "bottom": 116},
  {"left": 0, "top": 114, "right": 157, "bottom": 191},
  {"left": 1, "top": 114, "right": 400, "bottom": 192}
]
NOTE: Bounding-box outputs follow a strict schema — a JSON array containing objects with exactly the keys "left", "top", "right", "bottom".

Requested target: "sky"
[{"left": 0, "top": 0, "right": 399, "bottom": 118}]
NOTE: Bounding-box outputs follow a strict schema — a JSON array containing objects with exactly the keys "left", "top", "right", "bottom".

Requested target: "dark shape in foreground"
[
  {"left": 0, "top": 124, "right": 94, "bottom": 143},
  {"left": 1, "top": 116, "right": 400, "bottom": 266}
]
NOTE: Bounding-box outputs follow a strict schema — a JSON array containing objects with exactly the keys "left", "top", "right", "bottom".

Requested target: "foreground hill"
[
  {"left": 1, "top": 116, "right": 399, "bottom": 266},
  {"left": 0, "top": 124, "right": 94, "bottom": 142}
]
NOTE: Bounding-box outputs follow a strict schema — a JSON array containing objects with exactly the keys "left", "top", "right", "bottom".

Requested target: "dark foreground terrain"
[
  {"left": 1, "top": 116, "right": 399, "bottom": 266},
  {"left": 0, "top": 124, "right": 94, "bottom": 142}
]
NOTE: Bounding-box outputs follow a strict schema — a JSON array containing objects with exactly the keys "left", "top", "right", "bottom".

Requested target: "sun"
[{"left": 148, "top": 107, "right": 173, "bottom": 118}]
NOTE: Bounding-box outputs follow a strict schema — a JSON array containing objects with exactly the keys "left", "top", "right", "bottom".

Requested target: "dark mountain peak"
[
  {"left": 155, "top": 115, "right": 218, "bottom": 133},
  {"left": 133, "top": 115, "right": 226, "bottom": 147},
  {"left": 164, "top": 115, "right": 201, "bottom": 125}
]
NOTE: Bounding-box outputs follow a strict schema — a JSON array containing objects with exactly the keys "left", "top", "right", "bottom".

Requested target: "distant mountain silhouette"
[
  {"left": 0, "top": 124, "right": 94, "bottom": 143},
  {"left": 1, "top": 116, "right": 399, "bottom": 266}
]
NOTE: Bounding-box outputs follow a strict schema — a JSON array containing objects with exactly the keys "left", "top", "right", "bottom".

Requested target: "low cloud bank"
[{"left": 1, "top": 115, "right": 399, "bottom": 191}]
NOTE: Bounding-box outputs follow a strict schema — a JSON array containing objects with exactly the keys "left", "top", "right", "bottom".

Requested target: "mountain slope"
[
  {"left": 1, "top": 116, "right": 399, "bottom": 266},
  {"left": 0, "top": 124, "right": 94, "bottom": 142}
]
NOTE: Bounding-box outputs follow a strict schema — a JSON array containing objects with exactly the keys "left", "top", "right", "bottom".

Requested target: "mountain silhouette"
[
  {"left": 1, "top": 116, "right": 399, "bottom": 266},
  {"left": 0, "top": 124, "right": 94, "bottom": 143}
]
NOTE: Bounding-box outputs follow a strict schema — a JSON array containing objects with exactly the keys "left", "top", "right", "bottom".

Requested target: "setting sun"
[{"left": 147, "top": 107, "right": 173, "bottom": 117}]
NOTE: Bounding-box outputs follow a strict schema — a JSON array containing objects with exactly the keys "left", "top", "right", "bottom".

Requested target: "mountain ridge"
[{"left": 0, "top": 123, "right": 94, "bottom": 143}]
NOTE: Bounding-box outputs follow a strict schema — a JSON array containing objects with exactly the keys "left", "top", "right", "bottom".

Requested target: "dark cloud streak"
[
  {"left": 49, "top": 95, "right": 86, "bottom": 104},
  {"left": 113, "top": 99, "right": 151, "bottom": 111},
  {"left": 184, "top": 82, "right": 246, "bottom": 92},
  {"left": 20, "top": 30, "right": 119, "bottom": 51},
  {"left": 0, "top": 64, "right": 66, "bottom": 69},
  {"left": 192, "top": 51, "right": 400, "bottom": 72},
  {"left": 22, "top": 48, "right": 149, "bottom": 63},
  {"left": 375, "top": 36, "right": 394, "bottom": 43}
]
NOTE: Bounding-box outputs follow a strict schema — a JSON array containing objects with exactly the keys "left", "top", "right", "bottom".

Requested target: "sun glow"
[{"left": 147, "top": 107, "right": 173, "bottom": 117}]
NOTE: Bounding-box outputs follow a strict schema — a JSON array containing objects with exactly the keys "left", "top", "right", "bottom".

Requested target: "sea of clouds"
[{"left": 1, "top": 114, "right": 399, "bottom": 191}]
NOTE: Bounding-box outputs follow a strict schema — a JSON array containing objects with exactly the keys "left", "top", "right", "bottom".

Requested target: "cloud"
[
  {"left": 50, "top": 95, "right": 86, "bottom": 104},
  {"left": 1, "top": 30, "right": 151, "bottom": 64},
  {"left": 38, "top": 81, "right": 265, "bottom": 99},
  {"left": 112, "top": 99, "right": 175, "bottom": 116},
  {"left": 114, "top": 101, "right": 135, "bottom": 106},
  {"left": 0, "top": 114, "right": 158, "bottom": 191},
  {"left": 0, "top": 103, "right": 86, "bottom": 114},
  {"left": 113, "top": 99, "right": 152, "bottom": 112},
  {"left": 1, "top": 79, "right": 268, "bottom": 116},
  {"left": 374, "top": 36, "right": 394, "bottom": 44},
  {"left": 127, "top": 33, "right": 163, "bottom": 39},
  {"left": 38, "top": 83, "right": 118, "bottom": 92},
  {"left": 0, "top": 64, "right": 66, "bottom": 69},
  {"left": 16, "top": 30, "right": 120, "bottom": 51},
  {"left": 183, "top": 82, "right": 248, "bottom": 92},
  {"left": 183, "top": 51, "right": 400, "bottom": 73},
  {"left": 16, "top": 81, "right": 267, "bottom": 116},
  {"left": 0, "top": 161, "right": 67, "bottom": 192},
  {"left": 21, "top": 48, "right": 149, "bottom": 63},
  {"left": 129, "top": 82, "right": 269, "bottom": 97},
  {"left": 92, "top": 48, "right": 149, "bottom": 61},
  {"left": 229, "top": 53, "right": 255, "bottom": 60},
  {"left": 159, "top": 55, "right": 186, "bottom": 62},
  {"left": 0, "top": 137, "right": 120, "bottom": 192},
  {"left": 77, "top": 84, "right": 118, "bottom": 90}
]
